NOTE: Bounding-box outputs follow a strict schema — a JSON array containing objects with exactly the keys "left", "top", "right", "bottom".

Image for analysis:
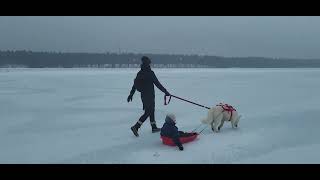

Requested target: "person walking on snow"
[{"left": 127, "top": 56, "right": 170, "bottom": 137}]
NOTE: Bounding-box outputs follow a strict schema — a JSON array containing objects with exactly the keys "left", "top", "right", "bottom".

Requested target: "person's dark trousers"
[{"left": 134, "top": 107, "right": 157, "bottom": 129}]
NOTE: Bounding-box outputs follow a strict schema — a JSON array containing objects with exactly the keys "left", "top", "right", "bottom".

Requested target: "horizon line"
[{"left": 1, "top": 49, "right": 319, "bottom": 61}]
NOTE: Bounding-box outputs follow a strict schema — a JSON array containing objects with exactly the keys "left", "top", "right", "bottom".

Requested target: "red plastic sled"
[{"left": 161, "top": 134, "right": 198, "bottom": 146}]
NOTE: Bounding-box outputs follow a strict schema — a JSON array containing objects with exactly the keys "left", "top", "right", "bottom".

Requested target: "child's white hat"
[{"left": 166, "top": 113, "right": 176, "bottom": 122}]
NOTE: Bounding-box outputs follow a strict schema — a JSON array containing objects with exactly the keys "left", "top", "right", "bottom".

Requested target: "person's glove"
[
  {"left": 178, "top": 145, "right": 184, "bottom": 151},
  {"left": 127, "top": 94, "right": 133, "bottom": 102},
  {"left": 165, "top": 91, "right": 171, "bottom": 96}
]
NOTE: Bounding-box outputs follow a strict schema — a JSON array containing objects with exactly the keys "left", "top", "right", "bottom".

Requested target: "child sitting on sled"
[{"left": 160, "top": 113, "right": 198, "bottom": 151}]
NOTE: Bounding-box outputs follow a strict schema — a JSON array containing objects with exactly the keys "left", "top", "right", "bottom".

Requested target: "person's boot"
[
  {"left": 131, "top": 122, "right": 141, "bottom": 137},
  {"left": 151, "top": 123, "right": 160, "bottom": 133},
  {"left": 152, "top": 128, "right": 161, "bottom": 133}
]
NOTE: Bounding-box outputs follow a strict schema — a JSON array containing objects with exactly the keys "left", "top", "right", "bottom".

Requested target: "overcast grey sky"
[{"left": 0, "top": 16, "right": 320, "bottom": 59}]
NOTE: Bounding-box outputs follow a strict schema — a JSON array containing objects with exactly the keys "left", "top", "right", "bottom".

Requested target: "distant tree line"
[{"left": 1, "top": 50, "right": 320, "bottom": 68}]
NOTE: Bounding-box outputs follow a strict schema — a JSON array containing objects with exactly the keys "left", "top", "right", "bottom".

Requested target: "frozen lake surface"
[{"left": 1, "top": 68, "right": 320, "bottom": 163}]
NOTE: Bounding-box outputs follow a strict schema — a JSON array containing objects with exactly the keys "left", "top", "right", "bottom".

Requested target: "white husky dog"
[{"left": 201, "top": 103, "right": 241, "bottom": 133}]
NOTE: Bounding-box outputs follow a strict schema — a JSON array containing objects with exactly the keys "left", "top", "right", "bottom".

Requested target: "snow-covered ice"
[{"left": 1, "top": 68, "right": 320, "bottom": 163}]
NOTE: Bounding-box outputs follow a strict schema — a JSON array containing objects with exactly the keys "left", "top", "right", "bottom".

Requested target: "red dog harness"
[{"left": 216, "top": 103, "right": 236, "bottom": 121}]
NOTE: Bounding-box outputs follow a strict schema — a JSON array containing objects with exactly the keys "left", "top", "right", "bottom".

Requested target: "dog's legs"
[
  {"left": 207, "top": 108, "right": 224, "bottom": 133},
  {"left": 231, "top": 120, "right": 235, "bottom": 128},
  {"left": 231, "top": 115, "right": 241, "bottom": 128},
  {"left": 207, "top": 109, "right": 214, "bottom": 123},
  {"left": 218, "top": 119, "right": 225, "bottom": 131},
  {"left": 234, "top": 115, "right": 241, "bottom": 128},
  {"left": 213, "top": 113, "right": 223, "bottom": 133},
  {"left": 210, "top": 121, "right": 214, "bottom": 132}
]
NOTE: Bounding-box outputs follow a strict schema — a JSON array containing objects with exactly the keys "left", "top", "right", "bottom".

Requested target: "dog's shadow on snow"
[{"left": 200, "top": 126, "right": 241, "bottom": 136}]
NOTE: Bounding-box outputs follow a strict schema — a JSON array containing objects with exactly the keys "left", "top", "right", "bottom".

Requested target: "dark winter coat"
[
  {"left": 160, "top": 116, "right": 182, "bottom": 147},
  {"left": 129, "top": 64, "right": 168, "bottom": 110}
]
